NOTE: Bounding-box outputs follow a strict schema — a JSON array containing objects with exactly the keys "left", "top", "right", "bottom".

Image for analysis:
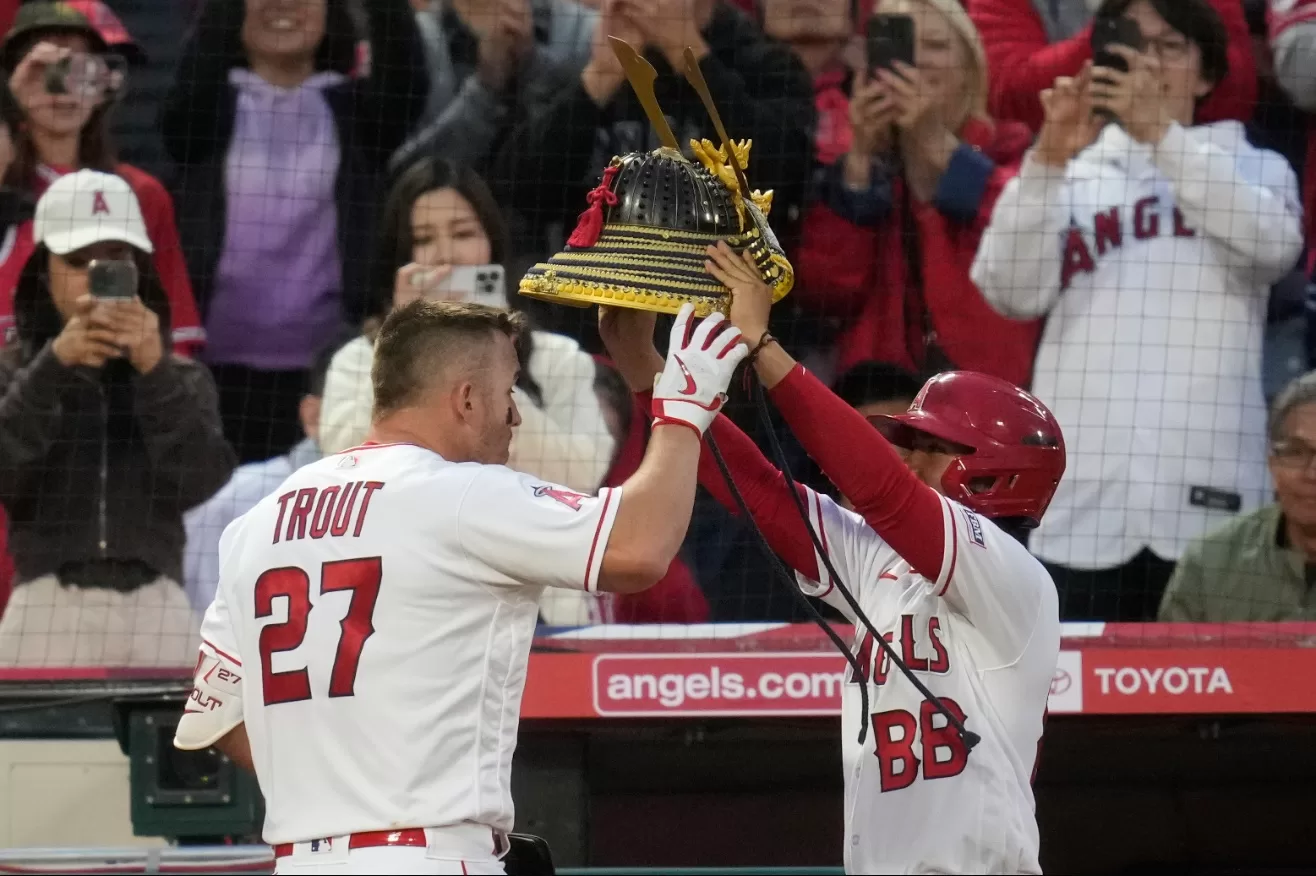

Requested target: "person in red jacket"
[
  {"left": 808, "top": 0, "right": 1041, "bottom": 388},
  {"left": 967, "top": 0, "right": 1256, "bottom": 132},
  {"left": 0, "top": 4, "right": 201, "bottom": 354}
]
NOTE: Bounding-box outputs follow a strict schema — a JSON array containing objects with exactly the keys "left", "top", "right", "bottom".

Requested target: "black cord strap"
[{"left": 745, "top": 331, "right": 777, "bottom": 364}]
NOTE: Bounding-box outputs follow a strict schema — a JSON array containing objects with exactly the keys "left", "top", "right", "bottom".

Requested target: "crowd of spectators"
[{"left": 0, "top": 0, "right": 1315, "bottom": 667}]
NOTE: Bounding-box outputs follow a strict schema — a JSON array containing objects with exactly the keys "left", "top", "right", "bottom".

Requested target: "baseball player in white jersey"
[
  {"left": 600, "top": 243, "right": 1068, "bottom": 874},
  {"left": 173, "top": 300, "right": 746, "bottom": 875}
]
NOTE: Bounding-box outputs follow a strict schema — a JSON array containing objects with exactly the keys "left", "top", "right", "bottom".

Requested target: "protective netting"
[{"left": 0, "top": 0, "right": 1308, "bottom": 676}]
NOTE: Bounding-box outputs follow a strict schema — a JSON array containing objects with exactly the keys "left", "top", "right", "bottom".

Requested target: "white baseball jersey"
[
  {"left": 800, "top": 487, "right": 1060, "bottom": 875},
  {"left": 972, "top": 122, "right": 1301, "bottom": 569},
  {"left": 197, "top": 442, "right": 621, "bottom": 846}
]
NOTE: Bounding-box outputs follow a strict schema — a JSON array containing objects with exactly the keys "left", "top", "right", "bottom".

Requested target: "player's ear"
[{"left": 456, "top": 381, "right": 476, "bottom": 417}]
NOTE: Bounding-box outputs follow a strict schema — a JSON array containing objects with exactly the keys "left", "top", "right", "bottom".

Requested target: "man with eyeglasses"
[
  {"left": 972, "top": 0, "right": 1304, "bottom": 623},
  {"left": 1160, "top": 372, "right": 1316, "bottom": 622}
]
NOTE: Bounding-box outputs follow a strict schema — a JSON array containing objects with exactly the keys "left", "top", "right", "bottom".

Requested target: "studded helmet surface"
[{"left": 520, "top": 139, "right": 793, "bottom": 316}]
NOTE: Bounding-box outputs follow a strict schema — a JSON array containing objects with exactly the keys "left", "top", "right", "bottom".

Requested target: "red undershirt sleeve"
[
  {"left": 637, "top": 389, "right": 819, "bottom": 579},
  {"left": 766, "top": 365, "right": 948, "bottom": 581}
]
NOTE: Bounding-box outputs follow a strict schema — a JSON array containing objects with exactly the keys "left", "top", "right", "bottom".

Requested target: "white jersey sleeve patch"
[
  {"left": 174, "top": 640, "right": 244, "bottom": 751},
  {"left": 936, "top": 497, "right": 1059, "bottom": 668},
  {"left": 457, "top": 467, "right": 622, "bottom": 592}
]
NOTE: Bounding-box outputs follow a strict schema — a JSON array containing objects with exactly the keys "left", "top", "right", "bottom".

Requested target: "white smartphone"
[{"left": 424, "top": 264, "right": 506, "bottom": 306}]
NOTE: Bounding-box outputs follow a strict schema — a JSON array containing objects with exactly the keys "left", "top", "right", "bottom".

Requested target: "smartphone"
[
  {"left": 88, "top": 259, "right": 139, "bottom": 301},
  {"left": 867, "top": 14, "right": 916, "bottom": 75},
  {"left": 427, "top": 264, "right": 507, "bottom": 306},
  {"left": 1090, "top": 16, "right": 1144, "bottom": 73}
]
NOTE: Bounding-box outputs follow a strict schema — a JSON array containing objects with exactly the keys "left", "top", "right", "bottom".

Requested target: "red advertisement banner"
[{"left": 519, "top": 646, "right": 1316, "bottom": 719}]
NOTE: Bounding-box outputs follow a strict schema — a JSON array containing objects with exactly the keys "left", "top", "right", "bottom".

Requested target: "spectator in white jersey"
[
  {"left": 971, "top": 0, "right": 1304, "bottom": 621},
  {"left": 174, "top": 299, "right": 746, "bottom": 875}
]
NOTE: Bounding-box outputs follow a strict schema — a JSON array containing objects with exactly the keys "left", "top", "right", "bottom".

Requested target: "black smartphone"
[
  {"left": 1090, "top": 16, "right": 1144, "bottom": 73},
  {"left": 88, "top": 259, "right": 139, "bottom": 301},
  {"left": 867, "top": 13, "right": 916, "bottom": 75}
]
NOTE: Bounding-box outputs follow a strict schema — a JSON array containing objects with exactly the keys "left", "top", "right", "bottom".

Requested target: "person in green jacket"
[{"left": 1160, "top": 371, "right": 1316, "bottom": 621}]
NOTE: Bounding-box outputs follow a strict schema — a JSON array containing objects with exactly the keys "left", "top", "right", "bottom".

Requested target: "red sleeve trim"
[
  {"left": 938, "top": 499, "right": 959, "bottom": 597},
  {"left": 811, "top": 490, "right": 835, "bottom": 599},
  {"left": 583, "top": 489, "right": 615, "bottom": 592},
  {"left": 202, "top": 638, "right": 242, "bottom": 667}
]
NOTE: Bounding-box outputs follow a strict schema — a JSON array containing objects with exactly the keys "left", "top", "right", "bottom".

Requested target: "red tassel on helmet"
[{"left": 567, "top": 164, "right": 620, "bottom": 248}]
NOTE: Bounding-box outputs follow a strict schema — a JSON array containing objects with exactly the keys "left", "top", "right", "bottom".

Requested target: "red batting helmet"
[{"left": 870, "top": 372, "right": 1066, "bottom": 527}]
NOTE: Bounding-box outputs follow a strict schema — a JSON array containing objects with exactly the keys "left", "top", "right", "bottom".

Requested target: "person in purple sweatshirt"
[{"left": 161, "top": 0, "right": 427, "bottom": 463}]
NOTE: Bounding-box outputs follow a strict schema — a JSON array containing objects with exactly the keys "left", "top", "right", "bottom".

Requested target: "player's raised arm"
[
  {"left": 706, "top": 243, "right": 949, "bottom": 579},
  {"left": 457, "top": 303, "right": 745, "bottom": 595},
  {"left": 598, "top": 306, "right": 823, "bottom": 580},
  {"left": 709, "top": 243, "right": 1065, "bottom": 662}
]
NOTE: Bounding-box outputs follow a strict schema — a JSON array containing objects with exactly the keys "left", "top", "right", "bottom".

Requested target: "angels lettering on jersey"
[
  {"left": 799, "top": 487, "right": 1058, "bottom": 802},
  {"left": 1060, "top": 197, "right": 1197, "bottom": 291},
  {"left": 846, "top": 605, "right": 969, "bottom": 793}
]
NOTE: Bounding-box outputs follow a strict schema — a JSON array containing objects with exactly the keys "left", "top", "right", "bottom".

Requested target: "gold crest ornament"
[{"left": 518, "top": 39, "right": 794, "bottom": 317}]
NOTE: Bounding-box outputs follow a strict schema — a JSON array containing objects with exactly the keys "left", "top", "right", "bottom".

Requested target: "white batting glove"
[{"left": 651, "top": 303, "right": 748, "bottom": 436}]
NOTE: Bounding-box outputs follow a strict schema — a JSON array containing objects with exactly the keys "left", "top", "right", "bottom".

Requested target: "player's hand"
[
  {"left": 705, "top": 241, "right": 772, "bottom": 346},
  {"left": 598, "top": 305, "right": 663, "bottom": 393},
  {"left": 651, "top": 303, "right": 746, "bottom": 436}
]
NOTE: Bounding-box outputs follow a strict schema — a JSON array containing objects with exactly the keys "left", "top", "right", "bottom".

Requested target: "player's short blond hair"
[{"left": 371, "top": 299, "right": 527, "bottom": 419}]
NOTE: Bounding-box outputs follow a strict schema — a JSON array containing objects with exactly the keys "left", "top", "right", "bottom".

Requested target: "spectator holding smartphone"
[
  {"left": 972, "top": 0, "right": 1303, "bottom": 620},
  {"left": 0, "top": 170, "right": 235, "bottom": 666},
  {"left": 817, "top": 0, "right": 1041, "bottom": 387},
  {"left": 0, "top": 3, "right": 202, "bottom": 356},
  {"left": 967, "top": 0, "right": 1256, "bottom": 132},
  {"left": 319, "top": 155, "right": 615, "bottom": 494},
  {"left": 320, "top": 156, "right": 617, "bottom": 628}
]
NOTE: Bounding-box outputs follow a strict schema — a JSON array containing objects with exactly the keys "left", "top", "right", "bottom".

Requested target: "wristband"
[{"left": 746, "top": 331, "right": 777, "bottom": 365}]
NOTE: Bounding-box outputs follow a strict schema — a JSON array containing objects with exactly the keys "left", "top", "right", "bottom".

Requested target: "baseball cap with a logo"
[{"left": 33, "top": 169, "right": 153, "bottom": 256}]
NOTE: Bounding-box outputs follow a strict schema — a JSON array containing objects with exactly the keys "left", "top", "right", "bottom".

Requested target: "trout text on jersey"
[{"left": 271, "top": 481, "right": 385, "bottom": 544}]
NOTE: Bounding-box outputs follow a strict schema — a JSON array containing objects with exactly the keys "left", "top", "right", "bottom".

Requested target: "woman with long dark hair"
[
  {"left": 319, "top": 155, "right": 617, "bottom": 625},
  {"left": 321, "top": 155, "right": 616, "bottom": 493}
]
